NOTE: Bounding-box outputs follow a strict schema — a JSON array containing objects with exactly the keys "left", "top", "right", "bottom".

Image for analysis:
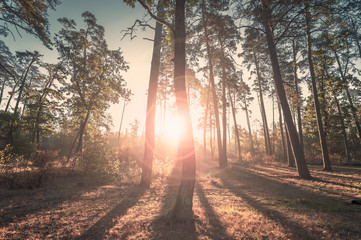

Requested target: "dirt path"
[{"left": 1, "top": 160, "right": 361, "bottom": 239}]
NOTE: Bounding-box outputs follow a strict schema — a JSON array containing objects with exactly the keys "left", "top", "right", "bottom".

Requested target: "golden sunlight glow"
[{"left": 163, "top": 114, "right": 184, "bottom": 143}]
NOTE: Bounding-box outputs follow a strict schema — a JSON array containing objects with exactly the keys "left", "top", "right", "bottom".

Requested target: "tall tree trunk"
[
  {"left": 292, "top": 37, "right": 304, "bottom": 152},
  {"left": 305, "top": 3, "right": 331, "bottom": 171},
  {"left": 203, "top": 83, "right": 211, "bottom": 160},
  {"left": 332, "top": 90, "right": 352, "bottom": 162},
  {"left": 117, "top": 99, "right": 127, "bottom": 145},
  {"left": 277, "top": 96, "right": 287, "bottom": 163},
  {"left": 67, "top": 130, "right": 80, "bottom": 162},
  {"left": 7, "top": 55, "right": 37, "bottom": 144},
  {"left": 254, "top": 52, "right": 271, "bottom": 155},
  {"left": 167, "top": 0, "right": 195, "bottom": 223},
  {"left": 350, "top": 18, "right": 361, "bottom": 59},
  {"left": 201, "top": 0, "right": 225, "bottom": 167},
  {"left": 76, "top": 109, "right": 91, "bottom": 153},
  {"left": 285, "top": 123, "right": 295, "bottom": 167},
  {"left": 141, "top": 1, "right": 163, "bottom": 187},
  {"left": 219, "top": 37, "right": 228, "bottom": 167},
  {"left": 210, "top": 114, "right": 214, "bottom": 160},
  {"left": 13, "top": 55, "right": 37, "bottom": 115},
  {"left": 0, "top": 77, "right": 6, "bottom": 106},
  {"left": 334, "top": 49, "right": 361, "bottom": 142},
  {"left": 4, "top": 82, "right": 18, "bottom": 113},
  {"left": 260, "top": 1, "right": 311, "bottom": 179},
  {"left": 33, "top": 70, "right": 55, "bottom": 147},
  {"left": 244, "top": 101, "right": 254, "bottom": 156},
  {"left": 228, "top": 86, "right": 242, "bottom": 161}
]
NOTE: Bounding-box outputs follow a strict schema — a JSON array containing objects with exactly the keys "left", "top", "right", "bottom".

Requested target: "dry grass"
[{"left": 1, "top": 159, "right": 361, "bottom": 239}]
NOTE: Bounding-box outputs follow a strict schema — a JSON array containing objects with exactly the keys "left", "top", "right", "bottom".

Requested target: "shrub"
[{"left": 0, "top": 145, "right": 46, "bottom": 189}]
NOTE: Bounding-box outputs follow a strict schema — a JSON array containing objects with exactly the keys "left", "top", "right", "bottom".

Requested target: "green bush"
[{"left": 0, "top": 145, "right": 46, "bottom": 189}]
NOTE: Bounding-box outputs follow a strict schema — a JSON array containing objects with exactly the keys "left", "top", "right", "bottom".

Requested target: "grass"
[{"left": 1, "top": 158, "right": 361, "bottom": 239}]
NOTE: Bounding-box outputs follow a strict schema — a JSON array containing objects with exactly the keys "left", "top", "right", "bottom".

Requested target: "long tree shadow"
[
  {"left": 0, "top": 176, "right": 97, "bottom": 228},
  {"left": 76, "top": 185, "right": 145, "bottom": 240},
  {"left": 148, "top": 161, "right": 197, "bottom": 240},
  {"left": 243, "top": 165, "right": 361, "bottom": 196},
  {"left": 217, "top": 166, "right": 361, "bottom": 239},
  {"left": 195, "top": 182, "right": 233, "bottom": 240}
]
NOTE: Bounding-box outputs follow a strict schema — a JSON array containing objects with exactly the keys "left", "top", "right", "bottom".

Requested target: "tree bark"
[
  {"left": 228, "top": 86, "right": 242, "bottom": 161},
  {"left": 140, "top": 1, "right": 163, "bottom": 187},
  {"left": 244, "top": 99, "right": 254, "bottom": 156},
  {"left": 201, "top": 0, "right": 225, "bottom": 167},
  {"left": 305, "top": 3, "right": 331, "bottom": 171},
  {"left": 334, "top": 49, "right": 361, "bottom": 142},
  {"left": 76, "top": 109, "right": 91, "bottom": 153},
  {"left": 117, "top": 99, "right": 127, "bottom": 145},
  {"left": 203, "top": 83, "right": 211, "bottom": 160},
  {"left": 0, "top": 77, "right": 6, "bottom": 106},
  {"left": 260, "top": 1, "right": 311, "bottom": 179},
  {"left": 332, "top": 90, "right": 352, "bottom": 162},
  {"left": 285, "top": 122, "right": 295, "bottom": 167},
  {"left": 254, "top": 52, "right": 271, "bottom": 155},
  {"left": 167, "top": 0, "right": 195, "bottom": 223},
  {"left": 218, "top": 36, "right": 228, "bottom": 167},
  {"left": 292, "top": 37, "right": 304, "bottom": 152},
  {"left": 277, "top": 96, "right": 287, "bottom": 163}
]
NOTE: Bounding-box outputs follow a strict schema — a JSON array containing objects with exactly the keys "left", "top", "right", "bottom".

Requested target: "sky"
[{"left": 3, "top": 0, "right": 276, "bottom": 141}]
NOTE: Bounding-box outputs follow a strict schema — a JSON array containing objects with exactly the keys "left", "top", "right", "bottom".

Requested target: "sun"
[{"left": 163, "top": 114, "right": 183, "bottom": 143}]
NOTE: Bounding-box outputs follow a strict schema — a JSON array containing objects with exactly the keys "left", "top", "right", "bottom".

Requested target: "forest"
[{"left": 1, "top": 0, "right": 361, "bottom": 239}]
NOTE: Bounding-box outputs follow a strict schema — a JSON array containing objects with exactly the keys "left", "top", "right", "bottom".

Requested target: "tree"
[
  {"left": 258, "top": 0, "right": 311, "bottom": 179},
  {"left": 304, "top": 1, "right": 331, "bottom": 171},
  {"left": 241, "top": 28, "right": 272, "bottom": 155},
  {"left": 55, "top": 12, "right": 129, "bottom": 159},
  {"left": 166, "top": 0, "right": 196, "bottom": 222},
  {"left": 200, "top": 0, "right": 225, "bottom": 167},
  {"left": 238, "top": 78, "right": 254, "bottom": 156},
  {"left": 141, "top": 0, "right": 164, "bottom": 187},
  {"left": 130, "top": 0, "right": 196, "bottom": 222},
  {"left": 0, "top": 0, "right": 59, "bottom": 48}
]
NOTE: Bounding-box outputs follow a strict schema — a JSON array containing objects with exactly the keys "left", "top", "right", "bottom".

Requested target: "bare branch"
[
  {"left": 120, "top": 19, "right": 155, "bottom": 41},
  {"left": 143, "top": 37, "right": 154, "bottom": 41},
  {"left": 238, "top": 25, "right": 266, "bottom": 33},
  {"left": 136, "top": 0, "right": 175, "bottom": 33}
]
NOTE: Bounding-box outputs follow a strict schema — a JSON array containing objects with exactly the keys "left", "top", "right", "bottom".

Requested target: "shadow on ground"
[{"left": 76, "top": 185, "right": 145, "bottom": 240}]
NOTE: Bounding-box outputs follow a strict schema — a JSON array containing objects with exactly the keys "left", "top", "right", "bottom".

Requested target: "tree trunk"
[
  {"left": 167, "top": 0, "right": 195, "bottom": 223},
  {"left": 244, "top": 101, "right": 254, "bottom": 156},
  {"left": 292, "top": 37, "right": 304, "bottom": 152},
  {"left": 285, "top": 123, "right": 295, "bottom": 167},
  {"left": 219, "top": 36, "right": 228, "bottom": 167},
  {"left": 76, "top": 110, "right": 91, "bottom": 153},
  {"left": 203, "top": 83, "right": 211, "bottom": 160},
  {"left": 332, "top": 90, "right": 352, "bottom": 162},
  {"left": 254, "top": 52, "right": 271, "bottom": 155},
  {"left": 13, "top": 55, "right": 37, "bottom": 115},
  {"left": 334, "top": 49, "right": 361, "bottom": 142},
  {"left": 141, "top": 1, "right": 163, "bottom": 187},
  {"left": 277, "top": 96, "right": 287, "bottom": 163},
  {"left": 67, "top": 130, "right": 80, "bottom": 162},
  {"left": 0, "top": 77, "right": 6, "bottom": 106},
  {"left": 228, "top": 86, "right": 242, "bottom": 161},
  {"left": 201, "top": 0, "right": 225, "bottom": 167},
  {"left": 117, "top": 99, "right": 127, "bottom": 145},
  {"left": 305, "top": 3, "right": 331, "bottom": 171},
  {"left": 350, "top": 18, "right": 361, "bottom": 59},
  {"left": 210, "top": 115, "right": 214, "bottom": 161},
  {"left": 260, "top": 1, "right": 311, "bottom": 179}
]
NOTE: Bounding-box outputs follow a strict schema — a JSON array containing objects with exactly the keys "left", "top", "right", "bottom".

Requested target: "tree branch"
[
  {"left": 136, "top": 0, "right": 175, "bottom": 33},
  {"left": 120, "top": 19, "right": 155, "bottom": 41}
]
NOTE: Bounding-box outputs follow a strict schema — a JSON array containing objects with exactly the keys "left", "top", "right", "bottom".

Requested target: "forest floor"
[{"left": 1, "top": 158, "right": 361, "bottom": 240}]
